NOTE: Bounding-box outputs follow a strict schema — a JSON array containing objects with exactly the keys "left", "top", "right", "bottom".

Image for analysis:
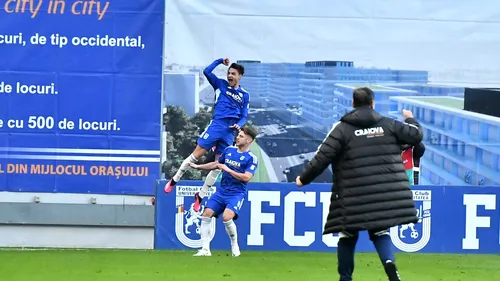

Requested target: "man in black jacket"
[{"left": 296, "top": 87, "right": 423, "bottom": 281}]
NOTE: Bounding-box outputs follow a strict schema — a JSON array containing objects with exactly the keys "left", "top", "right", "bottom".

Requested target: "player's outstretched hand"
[
  {"left": 295, "top": 176, "right": 304, "bottom": 187},
  {"left": 229, "top": 124, "right": 240, "bottom": 130},
  {"left": 188, "top": 163, "right": 199, "bottom": 169},
  {"left": 223, "top": 57, "right": 230, "bottom": 66}
]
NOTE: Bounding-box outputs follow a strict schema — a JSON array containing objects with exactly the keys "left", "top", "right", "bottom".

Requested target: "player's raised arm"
[
  {"left": 203, "top": 57, "right": 229, "bottom": 89},
  {"left": 235, "top": 94, "right": 249, "bottom": 129},
  {"left": 298, "top": 122, "right": 344, "bottom": 186}
]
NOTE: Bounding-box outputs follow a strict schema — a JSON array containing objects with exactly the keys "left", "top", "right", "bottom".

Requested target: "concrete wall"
[{"left": 0, "top": 192, "right": 155, "bottom": 249}]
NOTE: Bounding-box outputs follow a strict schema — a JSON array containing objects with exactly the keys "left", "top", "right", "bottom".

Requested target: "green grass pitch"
[{"left": 0, "top": 249, "right": 497, "bottom": 281}]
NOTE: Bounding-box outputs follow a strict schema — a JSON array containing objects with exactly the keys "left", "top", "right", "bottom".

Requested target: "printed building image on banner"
[
  {"left": 163, "top": 0, "right": 500, "bottom": 186},
  {"left": 0, "top": 0, "right": 165, "bottom": 195}
]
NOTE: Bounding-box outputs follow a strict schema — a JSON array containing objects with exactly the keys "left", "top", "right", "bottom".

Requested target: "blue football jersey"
[
  {"left": 203, "top": 58, "right": 250, "bottom": 128},
  {"left": 217, "top": 146, "right": 258, "bottom": 194}
]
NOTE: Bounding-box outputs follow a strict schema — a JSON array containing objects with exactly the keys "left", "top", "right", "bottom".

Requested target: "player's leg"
[
  {"left": 223, "top": 194, "right": 244, "bottom": 257},
  {"left": 193, "top": 153, "right": 221, "bottom": 212},
  {"left": 194, "top": 207, "right": 215, "bottom": 256},
  {"left": 194, "top": 193, "right": 224, "bottom": 257},
  {"left": 194, "top": 130, "right": 236, "bottom": 210},
  {"left": 337, "top": 231, "right": 359, "bottom": 281},
  {"left": 200, "top": 152, "right": 222, "bottom": 199},
  {"left": 165, "top": 123, "right": 219, "bottom": 193},
  {"left": 164, "top": 145, "right": 206, "bottom": 193},
  {"left": 369, "top": 229, "right": 401, "bottom": 281}
]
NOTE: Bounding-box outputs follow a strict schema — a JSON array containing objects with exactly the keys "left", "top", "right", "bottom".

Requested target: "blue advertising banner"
[
  {"left": 0, "top": 0, "right": 164, "bottom": 195},
  {"left": 155, "top": 180, "right": 500, "bottom": 254}
]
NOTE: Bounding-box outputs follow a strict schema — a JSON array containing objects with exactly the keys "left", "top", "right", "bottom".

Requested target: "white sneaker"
[
  {"left": 231, "top": 244, "right": 241, "bottom": 257},
  {"left": 193, "top": 248, "right": 212, "bottom": 256}
]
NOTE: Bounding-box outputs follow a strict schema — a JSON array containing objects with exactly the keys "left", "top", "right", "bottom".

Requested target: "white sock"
[
  {"left": 200, "top": 169, "right": 221, "bottom": 198},
  {"left": 224, "top": 219, "right": 238, "bottom": 246},
  {"left": 201, "top": 217, "right": 211, "bottom": 250},
  {"left": 173, "top": 154, "right": 197, "bottom": 182}
]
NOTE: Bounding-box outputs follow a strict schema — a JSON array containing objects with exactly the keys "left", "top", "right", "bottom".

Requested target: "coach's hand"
[
  {"left": 402, "top": 109, "right": 414, "bottom": 119},
  {"left": 229, "top": 124, "right": 240, "bottom": 130},
  {"left": 295, "top": 176, "right": 304, "bottom": 187},
  {"left": 188, "top": 163, "right": 199, "bottom": 169}
]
